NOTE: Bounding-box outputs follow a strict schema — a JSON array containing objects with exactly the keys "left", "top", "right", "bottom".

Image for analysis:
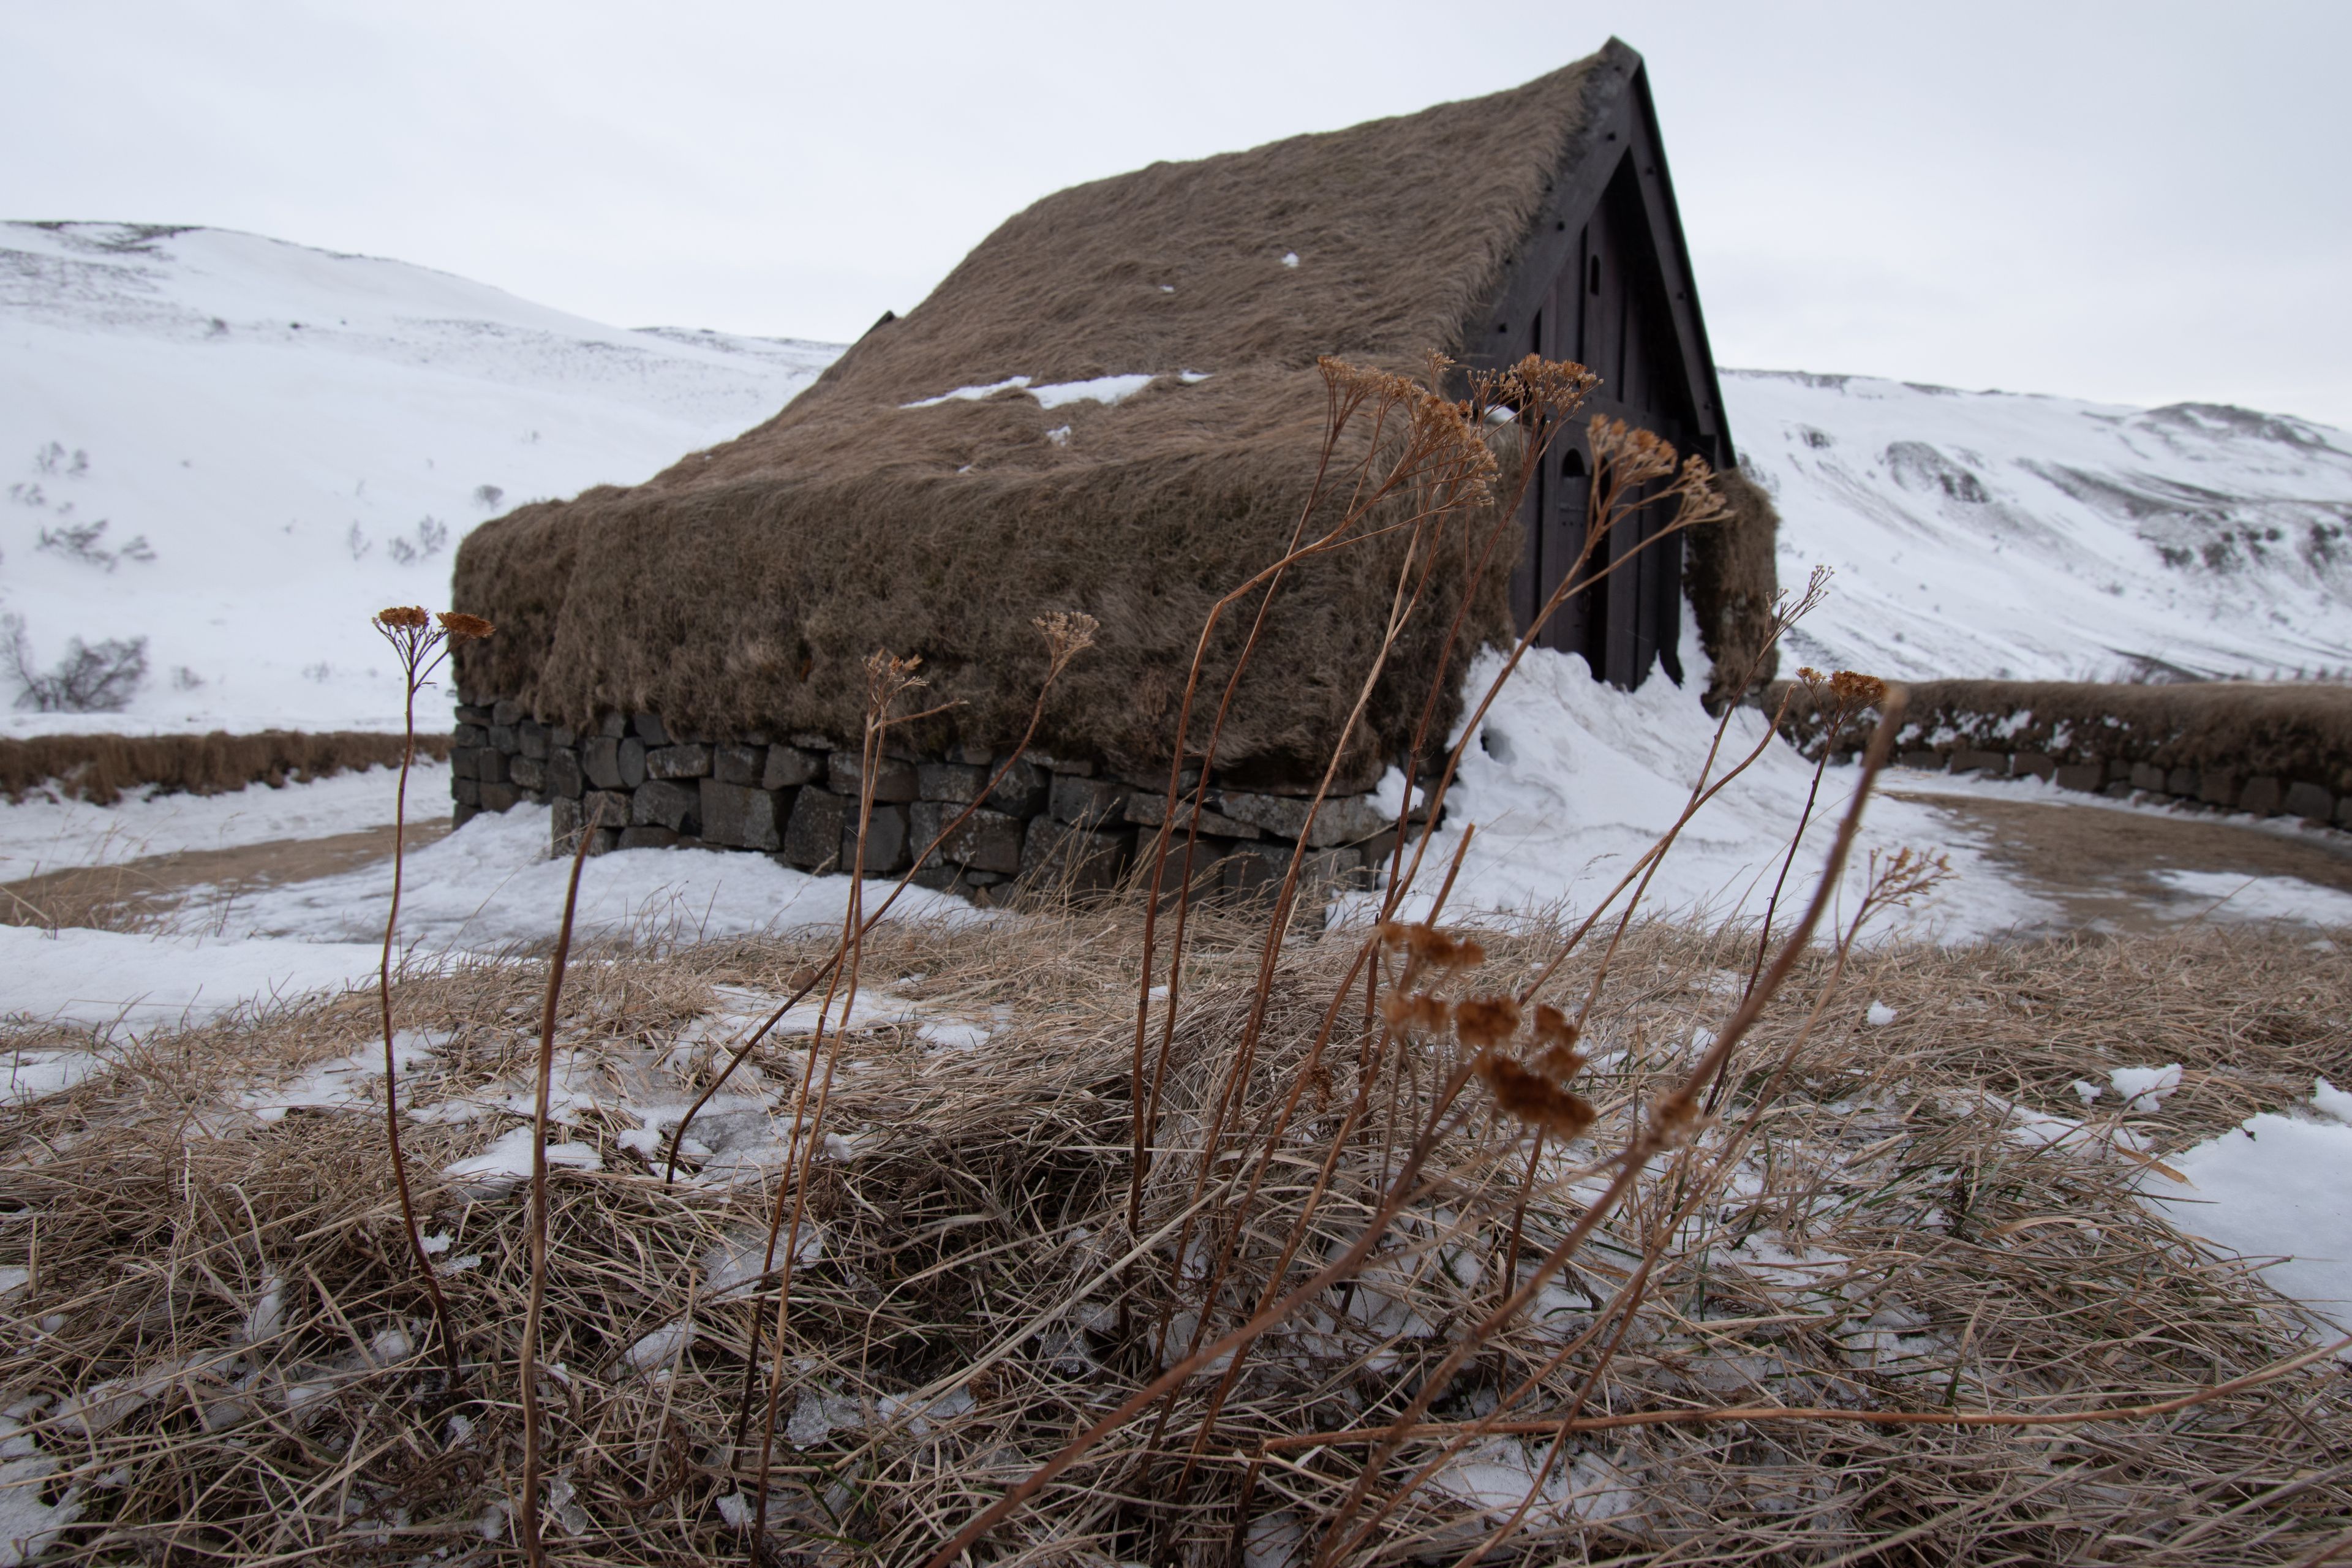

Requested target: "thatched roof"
[{"left": 456, "top": 43, "right": 1638, "bottom": 788}]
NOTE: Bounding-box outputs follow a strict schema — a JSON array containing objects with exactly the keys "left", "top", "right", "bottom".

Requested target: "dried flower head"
[
  {"left": 375, "top": 605, "right": 431, "bottom": 630},
  {"left": 1828, "top": 669, "right": 1887, "bottom": 709},
  {"left": 1033, "top": 611, "right": 1099, "bottom": 679},
  {"left": 1452, "top": 995, "right": 1523, "bottom": 1050},
  {"left": 437, "top": 611, "right": 495, "bottom": 644},
  {"left": 1381, "top": 990, "right": 1453, "bottom": 1036},
  {"left": 1531, "top": 1042, "right": 1588, "bottom": 1084},
  {"left": 1477, "top": 1054, "right": 1596, "bottom": 1139},
  {"left": 1400, "top": 924, "right": 1483, "bottom": 973},
  {"left": 1649, "top": 1090, "right": 1708, "bottom": 1149},
  {"left": 1532, "top": 1003, "right": 1578, "bottom": 1051}
]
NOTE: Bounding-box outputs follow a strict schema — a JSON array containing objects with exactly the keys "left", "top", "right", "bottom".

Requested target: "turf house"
[{"left": 448, "top": 37, "right": 1776, "bottom": 892}]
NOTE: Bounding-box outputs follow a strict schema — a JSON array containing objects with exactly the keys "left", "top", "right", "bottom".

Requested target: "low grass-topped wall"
[
  {"left": 1775, "top": 679, "right": 2352, "bottom": 825},
  {"left": 0, "top": 730, "right": 448, "bottom": 806}
]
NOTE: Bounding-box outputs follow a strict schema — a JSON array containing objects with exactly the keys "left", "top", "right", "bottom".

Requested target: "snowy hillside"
[
  {"left": 0, "top": 222, "right": 835, "bottom": 735},
  {"left": 1727, "top": 371, "right": 2352, "bottom": 682},
  {"left": 7, "top": 222, "right": 2348, "bottom": 740}
]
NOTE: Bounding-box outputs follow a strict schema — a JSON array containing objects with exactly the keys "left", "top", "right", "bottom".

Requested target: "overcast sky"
[{"left": 9, "top": 1, "right": 2351, "bottom": 428}]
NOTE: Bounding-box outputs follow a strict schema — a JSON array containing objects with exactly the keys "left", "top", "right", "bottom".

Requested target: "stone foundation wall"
[
  {"left": 450, "top": 700, "right": 1414, "bottom": 902},
  {"left": 1858, "top": 742, "right": 2351, "bottom": 826}
]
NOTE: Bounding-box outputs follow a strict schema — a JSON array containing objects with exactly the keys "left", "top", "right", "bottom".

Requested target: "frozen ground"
[
  {"left": 1725, "top": 370, "right": 2352, "bottom": 682},
  {"left": 0, "top": 222, "right": 832, "bottom": 735},
  {"left": 0, "top": 760, "right": 446, "bottom": 883}
]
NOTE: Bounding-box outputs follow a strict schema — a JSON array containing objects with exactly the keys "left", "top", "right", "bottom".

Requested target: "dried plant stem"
[
  {"left": 375, "top": 646, "right": 460, "bottom": 1385},
  {"left": 516, "top": 794, "right": 600, "bottom": 1567}
]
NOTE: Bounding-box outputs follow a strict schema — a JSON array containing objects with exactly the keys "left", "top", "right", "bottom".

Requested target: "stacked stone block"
[
  {"left": 1836, "top": 741, "right": 2352, "bottom": 829},
  {"left": 451, "top": 703, "right": 1421, "bottom": 899}
]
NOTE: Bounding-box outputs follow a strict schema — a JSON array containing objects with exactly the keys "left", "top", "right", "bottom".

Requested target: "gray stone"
[
  {"left": 617, "top": 737, "right": 648, "bottom": 790},
  {"left": 551, "top": 796, "right": 585, "bottom": 850},
  {"left": 917, "top": 761, "right": 989, "bottom": 803},
  {"left": 450, "top": 747, "right": 480, "bottom": 782},
  {"left": 599, "top": 712, "right": 629, "bottom": 739},
  {"left": 477, "top": 750, "right": 510, "bottom": 785},
  {"left": 453, "top": 703, "right": 492, "bottom": 726},
  {"left": 618, "top": 825, "right": 680, "bottom": 851},
  {"left": 790, "top": 732, "right": 835, "bottom": 750},
  {"left": 2010, "top": 753, "right": 2056, "bottom": 782},
  {"left": 699, "top": 780, "right": 783, "bottom": 851},
  {"left": 631, "top": 713, "right": 669, "bottom": 744},
  {"left": 2166, "top": 766, "right": 2199, "bottom": 797},
  {"left": 546, "top": 747, "right": 584, "bottom": 800},
  {"left": 451, "top": 801, "right": 480, "bottom": 829},
  {"left": 584, "top": 827, "right": 619, "bottom": 857},
  {"left": 949, "top": 741, "right": 994, "bottom": 766},
  {"left": 507, "top": 755, "right": 547, "bottom": 791},
  {"left": 2340, "top": 795, "right": 2352, "bottom": 828},
  {"left": 1896, "top": 750, "right": 1943, "bottom": 771},
  {"left": 550, "top": 725, "right": 576, "bottom": 750},
  {"left": 1126, "top": 791, "right": 1259, "bottom": 839},
  {"left": 984, "top": 757, "right": 1049, "bottom": 816},
  {"left": 581, "top": 737, "right": 623, "bottom": 791},
  {"left": 633, "top": 779, "right": 701, "bottom": 834},
  {"left": 1214, "top": 790, "right": 1391, "bottom": 848},
  {"left": 2054, "top": 763, "right": 2103, "bottom": 793},
  {"left": 1023, "top": 815, "right": 1133, "bottom": 893},
  {"left": 453, "top": 723, "right": 487, "bottom": 749},
  {"left": 453, "top": 776, "right": 481, "bottom": 807},
  {"left": 2131, "top": 762, "right": 2168, "bottom": 793},
  {"left": 1025, "top": 749, "right": 1095, "bottom": 776},
  {"left": 518, "top": 720, "right": 548, "bottom": 761},
  {"left": 841, "top": 803, "right": 911, "bottom": 873},
  {"left": 1947, "top": 750, "right": 2007, "bottom": 777},
  {"left": 1050, "top": 773, "right": 1129, "bottom": 827},
  {"left": 911, "top": 802, "right": 1025, "bottom": 875},
  {"left": 487, "top": 725, "right": 518, "bottom": 754},
  {"left": 2103, "top": 782, "right": 2135, "bottom": 799},
  {"left": 2199, "top": 768, "right": 2238, "bottom": 807},
  {"left": 1219, "top": 840, "right": 1295, "bottom": 900},
  {"left": 646, "top": 744, "right": 712, "bottom": 780},
  {"left": 2285, "top": 781, "right": 2334, "bottom": 823},
  {"left": 713, "top": 743, "right": 764, "bottom": 786},
  {"left": 492, "top": 698, "right": 523, "bottom": 727},
  {"left": 761, "top": 747, "right": 822, "bottom": 789},
  {"left": 581, "top": 791, "right": 631, "bottom": 834},
  {"left": 478, "top": 781, "right": 519, "bottom": 813},
  {"left": 783, "top": 788, "right": 848, "bottom": 871},
  {"left": 2238, "top": 776, "right": 2283, "bottom": 816},
  {"left": 828, "top": 750, "right": 918, "bottom": 804}
]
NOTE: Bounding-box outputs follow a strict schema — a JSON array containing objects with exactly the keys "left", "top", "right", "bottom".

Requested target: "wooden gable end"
[{"left": 1466, "top": 40, "right": 1735, "bottom": 690}]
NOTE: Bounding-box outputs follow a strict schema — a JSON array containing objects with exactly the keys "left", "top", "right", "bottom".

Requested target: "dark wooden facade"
[{"left": 1469, "top": 40, "right": 1734, "bottom": 690}]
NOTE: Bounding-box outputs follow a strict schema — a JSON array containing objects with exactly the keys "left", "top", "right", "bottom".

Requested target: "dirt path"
[
  {"left": 0, "top": 818, "right": 450, "bottom": 929},
  {"left": 1885, "top": 784, "right": 2352, "bottom": 933}
]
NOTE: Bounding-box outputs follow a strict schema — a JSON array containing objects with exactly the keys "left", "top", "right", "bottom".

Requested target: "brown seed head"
[
  {"left": 1828, "top": 669, "right": 1887, "bottom": 709},
  {"left": 1532, "top": 1003, "right": 1578, "bottom": 1050},
  {"left": 375, "top": 605, "right": 430, "bottom": 630},
  {"left": 1033, "top": 611, "right": 1099, "bottom": 677},
  {"left": 1532, "top": 1042, "right": 1588, "bottom": 1083},
  {"left": 1477, "top": 1054, "right": 1596, "bottom": 1139},
  {"left": 1452, "top": 995, "right": 1522, "bottom": 1050},
  {"left": 437, "top": 611, "right": 495, "bottom": 644},
  {"left": 1381, "top": 990, "right": 1453, "bottom": 1036}
]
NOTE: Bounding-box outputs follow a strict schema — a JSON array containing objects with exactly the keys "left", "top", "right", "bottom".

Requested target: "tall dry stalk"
[
  {"left": 368, "top": 605, "right": 492, "bottom": 1383},
  {"left": 515, "top": 790, "right": 602, "bottom": 1567}
]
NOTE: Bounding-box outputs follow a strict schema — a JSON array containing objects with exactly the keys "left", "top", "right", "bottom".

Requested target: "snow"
[
  {"left": 2149, "top": 869, "right": 2352, "bottom": 927},
  {"left": 902, "top": 371, "right": 1170, "bottom": 412},
  {"left": 2141, "top": 1080, "right": 2352, "bottom": 1346},
  {"left": 0, "top": 761, "right": 442, "bottom": 882},
  {"left": 1, "top": 923, "right": 396, "bottom": 1034},
  {"left": 175, "top": 801, "right": 976, "bottom": 949},
  {"left": 441, "top": 1126, "right": 603, "bottom": 1198},
  {"left": 0, "top": 222, "right": 837, "bottom": 736},
  {"left": 1338, "top": 634, "right": 2056, "bottom": 943},
  {"left": 2108, "top": 1063, "right": 2183, "bottom": 1111},
  {"left": 1864, "top": 1001, "right": 1898, "bottom": 1026},
  {"left": 1725, "top": 370, "right": 2352, "bottom": 682}
]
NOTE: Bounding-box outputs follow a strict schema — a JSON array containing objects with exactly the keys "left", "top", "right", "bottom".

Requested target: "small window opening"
[
  {"left": 1561, "top": 448, "right": 1588, "bottom": 480},
  {"left": 1587, "top": 257, "right": 1601, "bottom": 297}
]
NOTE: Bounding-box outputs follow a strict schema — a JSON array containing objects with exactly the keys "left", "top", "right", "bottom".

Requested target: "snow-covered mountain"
[
  {"left": 5, "top": 221, "right": 2346, "bottom": 738},
  {"left": 0, "top": 222, "right": 834, "bottom": 734},
  {"left": 1728, "top": 371, "right": 2352, "bottom": 683}
]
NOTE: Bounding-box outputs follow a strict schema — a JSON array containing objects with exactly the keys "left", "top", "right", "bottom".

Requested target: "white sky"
[{"left": 7, "top": 1, "right": 2351, "bottom": 428}]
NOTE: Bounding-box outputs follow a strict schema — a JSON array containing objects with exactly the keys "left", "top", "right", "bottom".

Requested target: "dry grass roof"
[{"left": 456, "top": 47, "right": 1635, "bottom": 788}]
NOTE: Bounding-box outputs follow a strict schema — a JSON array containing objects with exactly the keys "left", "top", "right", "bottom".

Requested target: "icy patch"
[
  {"left": 0, "top": 925, "right": 401, "bottom": 1035},
  {"left": 440, "top": 1126, "right": 603, "bottom": 1198},
  {"left": 900, "top": 372, "right": 1171, "bottom": 413},
  {"left": 0, "top": 1412, "right": 81, "bottom": 1565},
  {"left": 1280, "top": 251, "right": 1300, "bottom": 268},
  {"left": 2152, "top": 870, "right": 2352, "bottom": 927},
  {"left": 900, "top": 375, "right": 1031, "bottom": 409},
  {"left": 2140, "top": 1080, "right": 2352, "bottom": 1344},
  {"left": 1430, "top": 1439, "right": 1640, "bottom": 1528},
  {"left": 236, "top": 1029, "right": 445, "bottom": 1122}
]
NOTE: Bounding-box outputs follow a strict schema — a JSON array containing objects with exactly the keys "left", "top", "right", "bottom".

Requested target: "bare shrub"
[{"left": 4, "top": 612, "right": 149, "bottom": 712}]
